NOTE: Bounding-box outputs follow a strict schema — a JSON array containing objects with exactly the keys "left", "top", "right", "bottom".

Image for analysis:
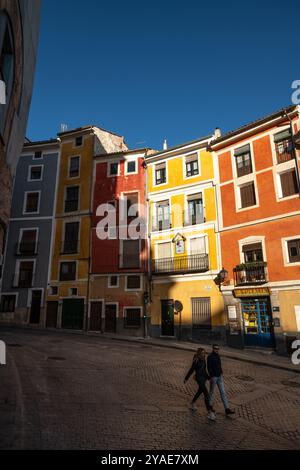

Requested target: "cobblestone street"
[{"left": 0, "top": 328, "right": 300, "bottom": 450}]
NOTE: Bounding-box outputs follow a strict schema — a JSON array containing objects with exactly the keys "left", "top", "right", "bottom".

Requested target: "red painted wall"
[{"left": 91, "top": 156, "right": 147, "bottom": 274}]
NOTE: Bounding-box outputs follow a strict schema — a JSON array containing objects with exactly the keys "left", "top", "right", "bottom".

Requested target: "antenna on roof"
[{"left": 60, "top": 123, "right": 68, "bottom": 133}]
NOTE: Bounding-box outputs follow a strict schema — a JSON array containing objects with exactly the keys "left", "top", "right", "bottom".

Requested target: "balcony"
[
  {"left": 152, "top": 253, "right": 209, "bottom": 274},
  {"left": 233, "top": 261, "right": 267, "bottom": 286},
  {"left": 183, "top": 212, "right": 205, "bottom": 226},
  {"left": 15, "top": 242, "right": 38, "bottom": 255},
  {"left": 61, "top": 240, "right": 79, "bottom": 254},
  {"left": 152, "top": 219, "right": 171, "bottom": 231},
  {"left": 12, "top": 272, "right": 33, "bottom": 288}
]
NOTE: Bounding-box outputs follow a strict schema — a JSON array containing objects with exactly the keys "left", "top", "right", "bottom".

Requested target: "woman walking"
[{"left": 184, "top": 348, "right": 216, "bottom": 421}]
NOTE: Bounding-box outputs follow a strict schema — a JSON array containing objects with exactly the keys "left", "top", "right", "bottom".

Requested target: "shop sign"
[{"left": 234, "top": 287, "right": 270, "bottom": 298}]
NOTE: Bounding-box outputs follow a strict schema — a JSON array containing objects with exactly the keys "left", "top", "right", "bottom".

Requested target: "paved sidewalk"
[{"left": 89, "top": 331, "right": 300, "bottom": 374}]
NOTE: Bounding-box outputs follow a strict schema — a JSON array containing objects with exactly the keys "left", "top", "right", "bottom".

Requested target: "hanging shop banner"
[{"left": 234, "top": 287, "right": 270, "bottom": 298}]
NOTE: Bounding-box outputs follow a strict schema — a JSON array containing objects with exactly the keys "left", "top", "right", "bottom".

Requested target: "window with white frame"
[
  {"left": 287, "top": 239, "right": 300, "bottom": 263},
  {"left": 108, "top": 275, "right": 119, "bottom": 288},
  {"left": 274, "top": 129, "right": 293, "bottom": 164},
  {"left": 19, "top": 229, "right": 38, "bottom": 255},
  {"left": 24, "top": 192, "right": 40, "bottom": 213},
  {"left": 75, "top": 136, "right": 82, "bottom": 147},
  {"left": 155, "top": 162, "right": 166, "bottom": 185},
  {"left": 278, "top": 169, "right": 298, "bottom": 198},
  {"left": 185, "top": 153, "right": 199, "bottom": 177},
  {"left": 33, "top": 151, "right": 42, "bottom": 159},
  {"left": 234, "top": 144, "right": 252, "bottom": 177},
  {"left": 126, "top": 160, "right": 137, "bottom": 174},
  {"left": 108, "top": 162, "right": 119, "bottom": 176},
  {"left": 154, "top": 200, "right": 170, "bottom": 231},
  {"left": 29, "top": 165, "right": 43, "bottom": 181},
  {"left": 238, "top": 181, "right": 256, "bottom": 208}
]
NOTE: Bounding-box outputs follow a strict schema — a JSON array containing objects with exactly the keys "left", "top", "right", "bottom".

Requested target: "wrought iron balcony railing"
[
  {"left": 152, "top": 253, "right": 209, "bottom": 274},
  {"left": 233, "top": 261, "right": 268, "bottom": 286},
  {"left": 152, "top": 219, "right": 172, "bottom": 231},
  {"left": 183, "top": 212, "right": 205, "bottom": 226}
]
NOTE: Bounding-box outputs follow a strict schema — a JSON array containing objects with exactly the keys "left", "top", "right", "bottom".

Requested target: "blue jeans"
[{"left": 209, "top": 375, "right": 229, "bottom": 410}]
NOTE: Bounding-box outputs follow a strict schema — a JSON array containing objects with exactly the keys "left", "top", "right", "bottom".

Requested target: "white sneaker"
[
  {"left": 189, "top": 402, "right": 197, "bottom": 410},
  {"left": 207, "top": 411, "right": 216, "bottom": 421}
]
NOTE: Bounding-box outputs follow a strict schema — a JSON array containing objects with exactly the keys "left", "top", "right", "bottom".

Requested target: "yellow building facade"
[
  {"left": 146, "top": 136, "right": 226, "bottom": 341},
  {"left": 45, "top": 126, "right": 127, "bottom": 329}
]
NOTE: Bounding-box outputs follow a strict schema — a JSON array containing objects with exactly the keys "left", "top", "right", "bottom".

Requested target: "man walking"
[{"left": 207, "top": 344, "right": 235, "bottom": 416}]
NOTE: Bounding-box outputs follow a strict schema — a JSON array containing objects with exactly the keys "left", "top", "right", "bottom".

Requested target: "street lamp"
[{"left": 214, "top": 267, "right": 228, "bottom": 291}]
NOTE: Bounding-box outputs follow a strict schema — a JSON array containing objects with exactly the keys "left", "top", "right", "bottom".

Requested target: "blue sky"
[{"left": 27, "top": 0, "right": 300, "bottom": 150}]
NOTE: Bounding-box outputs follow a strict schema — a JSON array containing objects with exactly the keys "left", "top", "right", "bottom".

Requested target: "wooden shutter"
[
  {"left": 240, "top": 183, "right": 256, "bottom": 208},
  {"left": 280, "top": 170, "right": 298, "bottom": 197}
]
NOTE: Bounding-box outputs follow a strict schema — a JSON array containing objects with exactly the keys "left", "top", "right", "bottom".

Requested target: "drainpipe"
[
  {"left": 142, "top": 150, "right": 151, "bottom": 338},
  {"left": 284, "top": 109, "right": 300, "bottom": 198}
]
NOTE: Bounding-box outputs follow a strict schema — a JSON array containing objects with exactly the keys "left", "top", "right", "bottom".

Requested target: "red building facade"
[
  {"left": 211, "top": 105, "right": 300, "bottom": 354},
  {"left": 89, "top": 149, "right": 151, "bottom": 336}
]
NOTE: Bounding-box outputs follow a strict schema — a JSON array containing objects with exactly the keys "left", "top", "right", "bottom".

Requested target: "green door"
[{"left": 62, "top": 298, "right": 84, "bottom": 329}]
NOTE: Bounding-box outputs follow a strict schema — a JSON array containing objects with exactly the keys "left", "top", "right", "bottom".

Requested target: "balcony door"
[
  {"left": 19, "top": 229, "right": 37, "bottom": 255},
  {"left": 189, "top": 237, "right": 206, "bottom": 270},
  {"left": 63, "top": 222, "right": 79, "bottom": 253},
  {"left": 156, "top": 242, "right": 172, "bottom": 272},
  {"left": 29, "top": 290, "right": 42, "bottom": 324},
  {"left": 161, "top": 300, "right": 174, "bottom": 336},
  {"left": 242, "top": 243, "right": 263, "bottom": 263}
]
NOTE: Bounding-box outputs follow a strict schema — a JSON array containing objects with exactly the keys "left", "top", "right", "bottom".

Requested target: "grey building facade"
[{"left": 0, "top": 140, "right": 59, "bottom": 325}]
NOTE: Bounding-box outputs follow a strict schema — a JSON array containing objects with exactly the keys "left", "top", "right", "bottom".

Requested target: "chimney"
[
  {"left": 214, "top": 127, "right": 221, "bottom": 139},
  {"left": 163, "top": 138, "right": 168, "bottom": 150},
  {"left": 60, "top": 123, "right": 68, "bottom": 133}
]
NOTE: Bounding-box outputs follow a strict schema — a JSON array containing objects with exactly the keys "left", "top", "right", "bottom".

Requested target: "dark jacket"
[
  {"left": 185, "top": 356, "right": 209, "bottom": 383},
  {"left": 207, "top": 352, "right": 223, "bottom": 378}
]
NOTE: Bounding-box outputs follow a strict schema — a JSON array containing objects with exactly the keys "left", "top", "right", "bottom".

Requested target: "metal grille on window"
[
  {"left": 125, "top": 308, "right": 141, "bottom": 327},
  {"left": 192, "top": 297, "right": 211, "bottom": 329}
]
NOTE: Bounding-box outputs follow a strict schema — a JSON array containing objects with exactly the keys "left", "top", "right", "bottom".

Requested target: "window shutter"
[
  {"left": 192, "top": 297, "right": 211, "bottom": 329},
  {"left": 274, "top": 129, "right": 291, "bottom": 143},
  {"left": 280, "top": 170, "right": 298, "bottom": 197},
  {"left": 240, "top": 183, "right": 256, "bottom": 208}
]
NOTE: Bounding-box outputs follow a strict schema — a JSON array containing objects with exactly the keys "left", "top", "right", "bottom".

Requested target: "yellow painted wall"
[
  {"left": 151, "top": 279, "right": 225, "bottom": 327},
  {"left": 47, "top": 132, "right": 94, "bottom": 299},
  {"left": 278, "top": 290, "right": 300, "bottom": 332}
]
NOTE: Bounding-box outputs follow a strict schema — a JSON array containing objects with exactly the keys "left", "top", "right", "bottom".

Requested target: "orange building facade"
[{"left": 211, "top": 105, "right": 300, "bottom": 354}]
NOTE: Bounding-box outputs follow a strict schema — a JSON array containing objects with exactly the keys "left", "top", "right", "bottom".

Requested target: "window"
[
  {"left": 242, "top": 243, "right": 263, "bottom": 262},
  {"left": 64, "top": 186, "right": 79, "bottom": 212},
  {"left": 280, "top": 169, "right": 298, "bottom": 198},
  {"left": 239, "top": 182, "right": 256, "bottom": 208},
  {"left": 155, "top": 201, "right": 170, "bottom": 230},
  {"left": 62, "top": 222, "right": 79, "bottom": 253},
  {"left": 69, "top": 156, "right": 80, "bottom": 178},
  {"left": 155, "top": 163, "right": 166, "bottom": 185},
  {"left": 49, "top": 286, "right": 58, "bottom": 296},
  {"left": 16, "top": 261, "right": 34, "bottom": 287},
  {"left": 274, "top": 129, "right": 293, "bottom": 164},
  {"left": 234, "top": 144, "right": 252, "bottom": 177},
  {"left": 185, "top": 153, "right": 199, "bottom": 177},
  {"left": 192, "top": 297, "right": 211, "bottom": 329},
  {"left": 70, "top": 288, "right": 78, "bottom": 296},
  {"left": 287, "top": 239, "right": 300, "bottom": 263},
  {"left": 121, "top": 240, "right": 140, "bottom": 268},
  {"left": 186, "top": 194, "right": 203, "bottom": 225},
  {"left": 19, "top": 229, "right": 37, "bottom": 254},
  {"left": 126, "top": 275, "right": 141, "bottom": 290},
  {"left": 0, "top": 295, "right": 16, "bottom": 312},
  {"left": 126, "top": 160, "right": 136, "bottom": 174},
  {"left": 59, "top": 262, "right": 76, "bottom": 281},
  {"left": 124, "top": 308, "right": 141, "bottom": 328},
  {"left": 29, "top": 166, "right": 43, "bottom": 181},
  {"left": 25, "top": 192, "right": 39, "bottom": 213},
  {"left": 109, "top": 162, "right": 119, "bottom": 176},
  {"left": 34, "top": 151, "right": 42, "bottom": 159},
  {"left": 125, "top": 192, "right": 139, "bottom": 218},
  {"left": 75, "top": 136, "right": 82, "bottom": 147},
  {"left": 108, "top": 275, "right": 119, "bottom": 288}
]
